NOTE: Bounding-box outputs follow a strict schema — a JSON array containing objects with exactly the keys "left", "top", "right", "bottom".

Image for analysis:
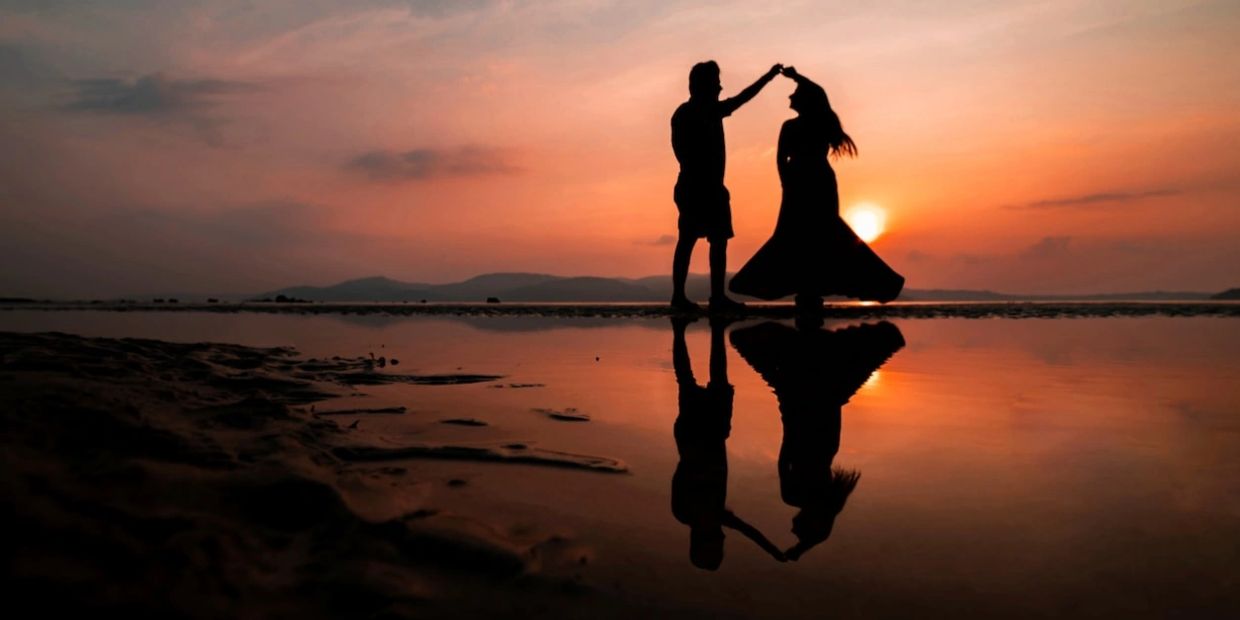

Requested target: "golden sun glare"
[{"left": 844, "top": 203, "right": 886, "bottom": 243}]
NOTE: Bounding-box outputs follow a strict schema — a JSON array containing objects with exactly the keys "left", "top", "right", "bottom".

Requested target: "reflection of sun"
[
  {"left": 844, "top": 203, "right": 886, "bottom": 243},
  {"left": 860, "top": 369, "right": 882, "bottom": 392}
]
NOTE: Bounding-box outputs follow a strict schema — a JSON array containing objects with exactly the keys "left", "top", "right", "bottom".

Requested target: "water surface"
[{"left": 3, "top": 310, "right": 1237, "bottom": 618}]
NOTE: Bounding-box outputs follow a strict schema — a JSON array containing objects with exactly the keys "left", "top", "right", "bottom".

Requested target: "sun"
[{"left": 844, "top": 203, "right": 886, "bottom": 243}]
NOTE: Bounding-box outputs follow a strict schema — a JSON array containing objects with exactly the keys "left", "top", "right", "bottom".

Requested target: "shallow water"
[{"left": 3, "top": 310, "right": 1238, "bottom": 618}]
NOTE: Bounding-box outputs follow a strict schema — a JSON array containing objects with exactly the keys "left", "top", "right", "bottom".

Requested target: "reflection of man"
[
  {"left": 671, "top": 61, "right": 783, "bottom": 312},
  {"left": 671, "top": 316, "right": 784, "bottom": 570}
]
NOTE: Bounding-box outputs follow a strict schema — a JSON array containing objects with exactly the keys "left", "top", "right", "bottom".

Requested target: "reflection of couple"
[
  {"left": 670, "top": 317, "right": 905, "bottom": 569},
  {"left": 670, "top": 62, "right": 904, "bottom": 315}
]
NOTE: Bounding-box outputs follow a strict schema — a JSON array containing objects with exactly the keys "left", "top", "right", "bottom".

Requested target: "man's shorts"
[{"left": 674, "top": 181, "right": 734, "bottom": 242}]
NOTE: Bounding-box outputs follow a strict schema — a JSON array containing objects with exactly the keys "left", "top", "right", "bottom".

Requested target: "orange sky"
[{"left": 1, "top": 1, "right": 1238, "bottom": 297}]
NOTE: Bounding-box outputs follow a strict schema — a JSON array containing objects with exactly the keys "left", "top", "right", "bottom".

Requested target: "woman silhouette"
[{"left": 729, "top": 67, "right": 903, "bottom": 313}]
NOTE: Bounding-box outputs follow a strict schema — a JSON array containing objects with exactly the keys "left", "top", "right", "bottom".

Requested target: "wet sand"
[{"left": 0, "top": 331, "right": 634, "bottom": 618}]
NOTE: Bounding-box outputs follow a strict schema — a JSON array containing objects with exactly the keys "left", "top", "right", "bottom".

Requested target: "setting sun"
[{"left": 844, "top": 203, "right": 887, "bottom": 243}]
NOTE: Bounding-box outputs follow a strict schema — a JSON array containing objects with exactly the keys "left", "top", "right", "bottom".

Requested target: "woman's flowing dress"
[{"left": 729, "top": 118, "right": 904, "bottom": 303}]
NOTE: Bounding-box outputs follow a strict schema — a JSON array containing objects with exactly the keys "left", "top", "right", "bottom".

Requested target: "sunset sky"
[{"left": 1, "top": 0, "right": 1237, "bottom": 297}]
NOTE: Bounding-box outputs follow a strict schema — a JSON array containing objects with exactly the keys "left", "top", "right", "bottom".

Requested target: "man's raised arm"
[{"left": 720, "top": 64, "right": 783, "bottom": 116}]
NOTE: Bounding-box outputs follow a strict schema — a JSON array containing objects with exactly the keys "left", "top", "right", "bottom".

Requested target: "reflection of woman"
[
  {"left": 729, "top": 67, "right": 903, "bottom": 312},
  {"left": 670, "top": 316, "right": 785, "bottom": 570},
  {"left": 730, "top": 320, "right": 905, "bottom": 560}
]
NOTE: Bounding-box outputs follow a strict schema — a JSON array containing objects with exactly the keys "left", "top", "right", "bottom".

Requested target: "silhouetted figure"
[
  {"left": 671, "top": 61, "right": 783, "bottom": 313},
  {"left": 729, "top": 67, "right": 904, "bottom": 317},
  {"left": 730, "top": 320, "right": 905, "bottom": 560},
  {"left": 671, "top": 315, "right": 785, "bottom": 570}
]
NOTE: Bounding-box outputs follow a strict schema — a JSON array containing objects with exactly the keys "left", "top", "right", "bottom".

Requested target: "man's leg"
[
  {"left": 708, "top": 239, "right": 745, "bottom": 311},
  {"left": 672, "top": 236, "right": 699, "bottom": 309}
]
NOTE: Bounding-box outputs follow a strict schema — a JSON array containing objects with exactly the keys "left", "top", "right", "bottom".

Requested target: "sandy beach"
[{"left": 1, "top": 331, "right": 636, "bottom": 618}]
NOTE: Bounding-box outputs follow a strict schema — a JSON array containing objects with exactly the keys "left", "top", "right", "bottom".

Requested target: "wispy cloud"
[
  {"left": 65, "top": 73, "right": 253, "bottom": 116},
  {"left": 60, "top": 72, "right": 258, "bottom": 146},
  {"left": 1013, "top": 188, "right": 1181, "bottom": 210},
  {"left": 640, "top": 234, "right": 676, "bottom": 246},
  {"left": 1020, "top": 235, "right": 1072, "bottom": 259},
  {"left": 346, "top": 146, "right": 518, "bottom": 181}
]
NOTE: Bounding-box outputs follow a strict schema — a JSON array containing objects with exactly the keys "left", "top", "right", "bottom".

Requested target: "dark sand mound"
[{"left": 0, "top": 332, "right": 616, "bottom": 618}]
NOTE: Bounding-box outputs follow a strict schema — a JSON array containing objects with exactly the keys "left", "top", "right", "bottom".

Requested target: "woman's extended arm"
[
  {"left": 781, "top": 66, "right": 819, "bottom": 90},
  {"left": 722, "top": 510, "right": 787, "bottom": 562}
]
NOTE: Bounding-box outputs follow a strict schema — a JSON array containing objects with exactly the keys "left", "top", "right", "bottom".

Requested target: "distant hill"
[
  {"left": 1213, "top": 288, "right": 1240, "bottom": 300},
  {"left": 504, "top": 277, "right": 656, "bottom": 302},
  {"left": 255, "top": 273, "right": 1220, "bottom": 303},
  {"left": 261, "top": 276, "right": 430, "bottom": 302},
  {"left": 260, "top": 273, "right": 672, "bottom": 302},
  {"left": 898, "top": 289, "right": 1014, "bottom": 301},
  {"left": 422, "top": 273, "right": 561, "bottom": 301},
  {"left": 900, "top": 289, "right": 1213, "bottom": 302}
]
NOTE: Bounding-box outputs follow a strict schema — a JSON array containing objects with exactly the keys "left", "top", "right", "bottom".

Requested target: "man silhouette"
[{"left": 671, "top": 61, "right": 782, "bottom": 312}]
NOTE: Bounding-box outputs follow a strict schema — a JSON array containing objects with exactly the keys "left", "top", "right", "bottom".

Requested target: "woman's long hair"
[{"left": 797, "top": 82, "right": 857, "bottom": 159}]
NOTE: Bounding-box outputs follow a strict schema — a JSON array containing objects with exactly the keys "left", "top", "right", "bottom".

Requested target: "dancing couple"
[{"left": 670, "top": 61, "right": 904, "bottom": 314}]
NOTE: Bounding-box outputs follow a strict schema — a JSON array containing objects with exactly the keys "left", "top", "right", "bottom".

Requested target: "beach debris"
[
  {"left": 316, "top": 406, "right": 407, "bottom": 416},
  {"left": 396, "top": 373, "right": 500, "bottom": 385},
  {"left": 348, "top": 419, "right": 360, "bottom": 429},
  {"left": 390, "top": 358, "right": 400, "bottom": 366},
  {"left": 440, "top": 418, "right": 488, "bottom": 427},
  {"left": 296, "top": 355, "right": 501, "bottom": 385},
  {"left": 532, "top": 407, "right": 590, "bottom": 422},
  {"left": 249, "top": 294, "right": 310, "bottom": 303},
  {"left": 447, "top": 478, "right": 468, "bottom": 487}
]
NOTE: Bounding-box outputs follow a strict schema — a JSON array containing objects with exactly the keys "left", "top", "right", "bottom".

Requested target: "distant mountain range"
[{"left": 245, "top": 273, "right": 1231, "bottom": 303}]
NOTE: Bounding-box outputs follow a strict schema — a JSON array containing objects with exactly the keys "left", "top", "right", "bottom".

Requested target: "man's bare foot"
[
  {"left": 671, "top": 297, "right": 703, "bottom": 313},
  {"left": 708, "top": 296, "right": 746, "bottom": 313}
]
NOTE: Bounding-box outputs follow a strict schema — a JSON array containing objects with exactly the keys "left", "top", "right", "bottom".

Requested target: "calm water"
[{"left": 3, "top": 310, "right": 1238, "bottom": 618}]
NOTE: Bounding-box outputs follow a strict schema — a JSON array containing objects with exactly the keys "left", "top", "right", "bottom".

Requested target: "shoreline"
[{"left": 3, "top": 300, "right": 1239, "bottom": 319}]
